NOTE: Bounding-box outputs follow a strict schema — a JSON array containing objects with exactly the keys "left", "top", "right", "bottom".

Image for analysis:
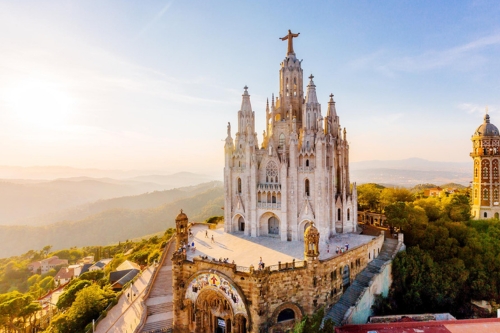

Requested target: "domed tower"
[
  {"left": 175, "top": 209, "right": 189, "bottom": 248},
  {"left": 304, "top": 223, "right": 320, "bottom": 258},
  {"left": 471, "top": 112, "right": 500, "bottom": 219}
]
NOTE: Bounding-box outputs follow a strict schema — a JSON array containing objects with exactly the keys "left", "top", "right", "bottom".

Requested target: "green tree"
[
  {"left": 357, "top": 183, "right": 384, "bottom": 211},
  {"left": 56, "top": 280, "right": 92, "bottom": 310}
]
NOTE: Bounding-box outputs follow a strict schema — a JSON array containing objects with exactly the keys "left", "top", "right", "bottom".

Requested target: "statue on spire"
[{"left": 280, "top": 30, "right": 300, "bottom": 55}]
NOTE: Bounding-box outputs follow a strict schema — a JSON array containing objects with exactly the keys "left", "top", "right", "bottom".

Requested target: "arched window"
[
  {"left": 483, "top": 167, "right": 489, "bottom": 178},
  {"left": 484, "top": 188, "right": 489, "bottom": 200},
  {"left": 337, "top": 208, "right": 341, "bottom": 221},
  {"left": 495, "top": 189, "right": 499, "bottom": 201},
  {"left": 279, "top": 133, "right": 285, "bottom": 148},
  {"left": 484, "top": 212, "right": 488, "bottom": 218},
  {"left": 305, "top": 179, "right": 310, "bottom": 196},
  {"left": 266, "top": 161, "right": 279, "bottom": 183},
  {"left": 475, "top": 168, "right": 478, "bottom": 177},
  {"left": 474, "top": 189, "right": 478, "bottom": 198},
  {"left": 277, "top": 308, "right": 295, "bottom": 322},
  {"left": 347, "top": 209, "right": 350, "bottom": 221},
  {"left": 494, "top": 167, "right": 499, "bottom": 178},
  {"left": 293, "top": 77, "right": 297, "bottom": 96},
  {"left": 306, "top": 159, "right": 309, "bottom": 167},
  {"left": 237, "top": 178, "right": 242, "bottom": 194},
  {"left": 286, "top": 78, "right": 289, "bottom": 96}
]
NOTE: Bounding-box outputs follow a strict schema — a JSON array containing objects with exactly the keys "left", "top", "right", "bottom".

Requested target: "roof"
[
  {"left": 80, "top": 263, "right": 93, "bottom": 275},
  {"left": 109, "top": 269, "right": 140, "bottom": 284},
  {"left": 116, "top": 260, "right": 140, "bottom": 272},
  {"left": 475, "top": 114, "right": 499, "bottom": 137},
  {"left": 55, "top": 267, "right": 74, "bottom": 280},
  {"left": 335, "top": 318, "right": 500, "bottom": 333},
  {"left": 114, "top": 269, "right": 140, "bottom": 288}
]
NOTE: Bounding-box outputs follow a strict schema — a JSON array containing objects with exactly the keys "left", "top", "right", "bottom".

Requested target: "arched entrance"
[
  {"left": 495, "top": 212, "right": 499, "bottom": 219},
  {"left": 268, "top": 216, "right": 279, "bottom": 235},
  {"left": 342, "top": 265, "right": 350, "bottom": 289},
  {"left": 238, "top": 216, "right": 245, "bottom": 232},
  {"left": 195, "top": 289, "right": 234, "bottom": 333}
]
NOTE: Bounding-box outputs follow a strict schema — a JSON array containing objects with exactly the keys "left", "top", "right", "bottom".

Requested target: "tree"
[
  {"left": 357, "top": 183, "right": 384, "bottom": 211},
  {"left": 56, "top": 280, "right": 92, "bottom": 310},
  {"left": 380, "top": 187, "right": 414, "bottom": 211}
]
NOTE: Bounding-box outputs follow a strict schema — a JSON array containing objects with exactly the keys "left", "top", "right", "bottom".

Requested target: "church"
[
  {"left": 223, "top": 30, "right": 357, "bottom": 241},
  {"left": 167, "top": 32, "right": 388, "bottom": 333}
]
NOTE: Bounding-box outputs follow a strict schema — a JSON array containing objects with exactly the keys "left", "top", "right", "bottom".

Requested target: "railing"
[
  {"left": 134, "top": 235, "right": 176, "bottom": 333},
  {"left": 298, "top": 167, "right": 314, "bottom": 173},
  {"left": 257, "top": 202, "right": 281, "bottom": 210},
  {"left": 257, "top": 183, "right": 281, "bottom": 191},
  {"left": 236, "top": 266, "right": 250, "bottom": 273}
]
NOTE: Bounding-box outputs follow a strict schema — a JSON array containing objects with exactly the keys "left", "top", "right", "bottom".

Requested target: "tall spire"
[
  {"left": 241, "top": 85, "right": 252, "bottom": 112},
  {"left": 279, "top": 30, "right": 300, "bottom": 55},
  {"left": 327, "top": 93, "right": 337, "bottom": 117},
  {"left": 305, "top": 75, "right": 318, "bottom": 104}
]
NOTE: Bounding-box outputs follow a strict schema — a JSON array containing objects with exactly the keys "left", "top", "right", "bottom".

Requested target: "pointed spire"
[
  {"left": 266, "top": 98, "right": 269, "bottom": 110},
  {"left": 327, "top": 93, "right": 337, "bottom": 118},
  {"left": 241, "top": 85, "right": 252, "bottom": 112},
  {"left": 343, "top": 127, "right": 347, "bottom": 140},
  {"left": 272, "top": 93, "right": 275, "bottom": 108},
  {"left": 305, "top": 74, "right": 318, "bottom": 104}
]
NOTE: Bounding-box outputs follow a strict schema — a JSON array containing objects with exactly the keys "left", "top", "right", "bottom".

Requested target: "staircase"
[
  {"left": 324, "top": 238, "right": 400, "bottom": 326},
  {"left": 139, "top": 242, "right": 175, "bottom": 333}
]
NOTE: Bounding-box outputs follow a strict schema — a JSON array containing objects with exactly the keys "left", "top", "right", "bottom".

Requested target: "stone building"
[
  {"left": 471, "top": 112, "right": 500, "bottom": 219},
  {"left": 223, "top": 30, "right": 357, "bottom": 241}
]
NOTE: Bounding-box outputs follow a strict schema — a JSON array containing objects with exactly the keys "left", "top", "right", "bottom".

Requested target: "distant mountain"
[
  {"left": 128, "top": 172, "right": 215, "bottom": 187},
  {"left": 351, "top": 158, "right": 470, "bottom": 172},
  {"left": 0, "top": 186, "right": 224, "bottom": 258},
  {"left": 350, "top": 158, "right": 471, "bottom": 186},
  {"left": 15, "top": 181, "right": 222, "bottom": 226}
]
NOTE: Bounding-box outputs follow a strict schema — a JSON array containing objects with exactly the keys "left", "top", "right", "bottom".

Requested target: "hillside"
[
  {"left": 16, "top": 181, "right": 222, "bottom": 226},
  {"left": 0, "top": 186, "right": 224, "bottom": 258}
]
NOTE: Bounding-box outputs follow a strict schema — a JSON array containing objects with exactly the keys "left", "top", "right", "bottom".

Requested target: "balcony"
[
  {"left": 257, "top": 202, "right": 281, "bottom": 210},
  {"left": 257, "top": 183, "right": 281, "bottom": 191}
]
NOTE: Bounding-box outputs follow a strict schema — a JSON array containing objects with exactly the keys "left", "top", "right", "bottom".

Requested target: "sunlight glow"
[{"left": 7, "top": 79, "right": 74, "bottom": 129}]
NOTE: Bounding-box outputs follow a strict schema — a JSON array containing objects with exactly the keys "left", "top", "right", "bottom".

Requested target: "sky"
[{"left": 0, "top": 1, "right": 500, "bottom": 178}]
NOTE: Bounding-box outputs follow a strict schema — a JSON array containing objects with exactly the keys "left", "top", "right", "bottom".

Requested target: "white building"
[{"left": 224, "top": 31, "right": 357, "bottom": 241}]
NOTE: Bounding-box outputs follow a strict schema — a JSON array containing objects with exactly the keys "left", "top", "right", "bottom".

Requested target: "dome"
[
  {"left": 304, "top": 223, "right": 319, "bottom": 236},
  {"left": 175, "top": 209, "right": 188, "bottom": 221},
  {"left": 475, "top": 114, "right": 499, "bottom": 136}
]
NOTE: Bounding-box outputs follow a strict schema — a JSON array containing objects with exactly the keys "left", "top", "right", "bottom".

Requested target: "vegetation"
[
  {"left": 365, "top": 184, "right": 500, "bottom": 318},
  {"left": 292, "top": 308, "right": 334, "bottom": 332},
  {"left": 0, "top": 228, "right": 175, "bottom": 332}
]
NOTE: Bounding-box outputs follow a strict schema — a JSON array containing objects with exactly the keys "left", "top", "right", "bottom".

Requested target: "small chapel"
[{"left": 223, "top": 30, "right": 357, "bottom": 241}]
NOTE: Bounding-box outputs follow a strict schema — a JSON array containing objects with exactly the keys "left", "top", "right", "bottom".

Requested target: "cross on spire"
[{"left": 309, "top": 74, "right": 314, "bottom": 80}]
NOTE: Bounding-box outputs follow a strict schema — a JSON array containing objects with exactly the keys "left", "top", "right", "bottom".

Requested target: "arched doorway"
[
  {"left": 495, "top": 212, "right": 499, "bottom": 220},
  {"left": 342, "top": 265, "right": 350, "bottom": 289},
  {"left": 195, "top": 289, "right": 234, "bottom": 333},
  {"left": 238, "top": 216, "right": 245, "bottom": 232},
  {"left": 269, "top": 216, "right": 279, "bottom": 235}
]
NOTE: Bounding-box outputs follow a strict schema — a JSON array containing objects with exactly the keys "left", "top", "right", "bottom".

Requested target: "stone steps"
[
  {"left": 324, "top": 238, "right": 400, "bottom": 326},
  {"left": 140, "top": 318, "right": 173, "bottom": 333},
  {"left": 147, "top": 302, "right": 173, "bottom": 316}
]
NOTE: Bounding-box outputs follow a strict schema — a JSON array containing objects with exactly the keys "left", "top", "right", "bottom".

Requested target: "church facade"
[
  {"left": 471, "top": 113, "right": 500, "bottom": 219},
  {"left": 223, "top": 31, "right": 357, "bottom": 241}
]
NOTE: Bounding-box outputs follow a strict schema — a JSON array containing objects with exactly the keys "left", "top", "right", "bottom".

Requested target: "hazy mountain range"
[{"left": 351, "top": 158, "right": 471, "bottom": 186}]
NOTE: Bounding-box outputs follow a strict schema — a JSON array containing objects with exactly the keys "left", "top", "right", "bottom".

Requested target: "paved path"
[{"left": 95, "top": 266, "right": 154, "bottom": 333}]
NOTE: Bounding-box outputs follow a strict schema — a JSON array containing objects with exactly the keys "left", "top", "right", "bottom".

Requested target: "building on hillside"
[
  {"left": 471, "top": 112, "right": 500, "bottom": 219},
  {"left": 88, "top": 258, "right": 112, "bottom": 272},
  {"left": 223, "top": 30, "right": 357, "bottom": 242},
  {"left": 54, "top": 267, "right": 75, "bottom": 285},
  {"left": 424, "top": 187, "right": 442, "bottom": 197},
  {"left": 116, "top": 260, "right": 140, "bottom": 271},
  {"left": 77, "top": 255, "right": 94, "bottom": 265},
  {"left": 29, "top": 256, "right": 68, "bottom": 274}
]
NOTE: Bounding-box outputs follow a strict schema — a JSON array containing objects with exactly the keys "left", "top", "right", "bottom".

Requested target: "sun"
[{"left": 7, "top": 78, "right": 74, "bottom": 129}]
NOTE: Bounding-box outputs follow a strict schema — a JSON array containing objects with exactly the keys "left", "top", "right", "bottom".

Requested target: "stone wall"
[{"left": 172, "top": 234, "right": 385, "bottom": 332}]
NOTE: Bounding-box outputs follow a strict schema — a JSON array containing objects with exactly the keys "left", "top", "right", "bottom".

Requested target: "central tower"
[{"left": 224, "top": 31, "right": 357, "bottom": 241}]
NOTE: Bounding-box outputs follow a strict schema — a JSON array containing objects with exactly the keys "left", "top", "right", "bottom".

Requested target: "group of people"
[
  {"left": 205, "top": 230, "right": 215, "bottom": 243},
  {"left": 335, "top": 243, "right": 349, "bottom": 254}
]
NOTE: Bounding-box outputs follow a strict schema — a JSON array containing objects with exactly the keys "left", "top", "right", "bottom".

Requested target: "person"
[
  {"left": 259, "top": 257, "right": 264, "bottom": 270},
  {"left": 191, "top": 241, "right": 195, "bottom": 252},
  {"left": 205, "top": 230, "right": 208, "bottom": 238},
  {"left": 211, "top": 235, "right": 215, "bottom": 243}
]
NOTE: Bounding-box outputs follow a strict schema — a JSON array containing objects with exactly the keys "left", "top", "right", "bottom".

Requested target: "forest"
[{"left": 357, "top": 183, "right": 500, "bottom": 318}]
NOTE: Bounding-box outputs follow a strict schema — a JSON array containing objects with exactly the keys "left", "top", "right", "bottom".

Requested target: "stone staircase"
[
  {"left": 139, "top": 242, "right": 175, "bottom": 333},
  {"left": 324, "top": 238, "right": 400, "bottom": 326}
]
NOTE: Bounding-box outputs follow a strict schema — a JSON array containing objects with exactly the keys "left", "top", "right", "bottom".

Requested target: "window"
[
  {"left": 337, "top": 208, "right": 341, "bottom": 221},
  {"left": 347, "top": 209, "right": 350, "bottom": 221},
  {"left": 306, "top": 159, "right": 309, "bottom": 167},
  {"left": 474, "top": 189, "right": 478, "bottom": 198},
  {"left": 266, "top": 161, "right": 279, "bottom": 183},
  {"left": 279, "top": 133, "right": 285, "bottom": 148},
  {"left": 484, "top": 212, "right": 488, "bottom": 218},
  {"left": 484, "top": 188, "right": 489, "bottom": 200},
  {"left": 494, "top": 167, "right": 499, "bottom": 178},
  {"left": 277, "top": 309, "right": 295, "bottom": 322},
  {"left": 483, "top": 167, "right": 489, "bottom": 178},
  {"left": 237, "top": 178, "right": 242, "bottom": 194},
  {"left": 305, "top": 179, "right": 310, "bottom": 196},
  {"left": 495, "top": 189, "right": 499, "bottom": 201},
  {"left": 475, "top": 168, "right": 478, "bottom": 177}
]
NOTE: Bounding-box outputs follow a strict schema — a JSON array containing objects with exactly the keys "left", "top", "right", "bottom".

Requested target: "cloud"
[
  {"left": 458, "top": 103, "right": 498, "bottom": 115},
  {"left": 134, "top": 1, "right": 174, "bottom": 40},
  {"left": 350, "top": 33, "right": 500, "bottom": 76}
]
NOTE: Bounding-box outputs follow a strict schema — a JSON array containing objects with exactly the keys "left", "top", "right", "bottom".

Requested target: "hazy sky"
[{"left": 1, "top": 1, "right": 499, "bottom": 177}]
